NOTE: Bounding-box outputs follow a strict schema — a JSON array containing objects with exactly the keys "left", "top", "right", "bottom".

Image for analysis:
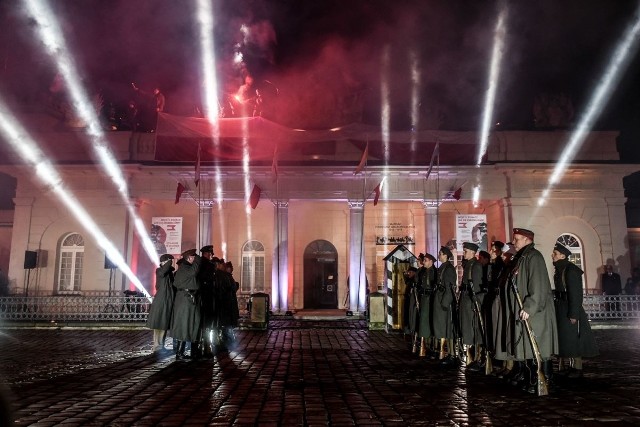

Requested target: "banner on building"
[
  {"left": 151, "top": 217, "right": 183, "bottom": 255},
  {"left": 375, "top": 222, "right": 416, "bottom": 246},
  {"left": 456, "top": 214, "right": 488, "bottom": 252}
]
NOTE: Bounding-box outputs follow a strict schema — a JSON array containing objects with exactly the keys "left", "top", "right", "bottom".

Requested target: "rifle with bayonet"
[
  {"left": 468, "top": 280, "right": 492, "bottom": 375},
  {"left": 509, "top": 272, "right": 549, "bottom": 396},
  {"left": 411, "top": 284, "right": 421, "bottom": 353}
]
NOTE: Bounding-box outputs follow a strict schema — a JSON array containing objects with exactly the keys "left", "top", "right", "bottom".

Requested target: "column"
[
  {"left": 422, "top": 200, "right": 440, "bottom": 257},
  {"left": 272, "top": 201, "right": 289, "bottom": 313},
  {"left": 196, "top": 200, "right": 214, "bottom": 250},
  {"left": 348, "top": 201, "right": 366, "bottom": 313}
]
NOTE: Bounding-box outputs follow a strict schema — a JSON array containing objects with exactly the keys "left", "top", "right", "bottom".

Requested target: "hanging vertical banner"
[
  {"left": 151, "top": 217, "right": 183, "bottom": 255},
  {"left": 456, "top": 214, "right": 488, "bottom": 252}
]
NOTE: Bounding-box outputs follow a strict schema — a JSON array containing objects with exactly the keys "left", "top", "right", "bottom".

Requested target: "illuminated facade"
[{"left": 0, "top": 113, "right": 636, "bottom": 312}]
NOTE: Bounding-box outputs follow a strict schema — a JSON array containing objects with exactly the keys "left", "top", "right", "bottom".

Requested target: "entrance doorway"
[{"left": 303, "top": 240, "right": 338, "bottom": 309}]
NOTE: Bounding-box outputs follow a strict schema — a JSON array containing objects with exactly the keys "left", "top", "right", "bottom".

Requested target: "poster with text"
[
  {"left": 151, "top": 217, "right": 183, "bottom": 255},
  {"left": 456, "top": 214, "right": 488, "bottom": 252}
]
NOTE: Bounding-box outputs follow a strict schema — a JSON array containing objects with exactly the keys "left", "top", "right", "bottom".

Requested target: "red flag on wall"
[
  {"left": 373, "top": 182, "right": 382, "bottom": 206},
  {"left": 175, "top": 183, "right": 185, "bottom": 204},
  {"left": 194, "top": 142, "right": 201, "bottom": 187},
  {"left": 249, "top": 184, "right": 261, "bottom": 209},
  {"left": 354, "top": 142, "right": 368, "bottom": 175},
  {"left": 453, "top": 187, "right": 462, "bottom": 200}
]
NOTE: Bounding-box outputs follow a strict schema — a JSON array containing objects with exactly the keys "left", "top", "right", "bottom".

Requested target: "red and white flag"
[
  {"left": 194, "top": 142, "right": 201, "bottom": 187},
  {"left": 354, "top": 142, "right": 368, "bottom": 175},
  {"left": 249, "top": 184, "right": 261, "bottom": 209},
  {"left": 453, "top": 187, "right": 462, "bottom": 200},
  {"left": 175, "top": 183, "right": 185, "bottom": 204},
  {"left": 373, "top": 182, "right": 382, "bottom": 206}
]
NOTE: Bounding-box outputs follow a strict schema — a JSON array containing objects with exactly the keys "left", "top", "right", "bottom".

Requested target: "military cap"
[
  {"left": 424, "top": 253, "right": 437, "bottom": 263},
  {"left": 492, "top": 241, "right": 505, "bottom": 251},
  {"left": 439, "top": 246, "right": 453, "bottom": 259},
  {"left": 462, "top": 242, "right": 479, "bottom": 252},
  {"left": 159, "top": 254, "right": 174, "bottom": 263},
  {"left": 479, "top": 250, "right": 491, "bottom": 260},
  {"left": 513, "top": 228, "right": 535, "bottom": 240},
  {"left": 417, "top": 253, "right": 426, "bottom": 260},
  {"left": 211, "top": 257, "right": 221, "bottom": 264},
  {"left": 407, "top": 266, "right": 418, "bottom": 273},
  {"left": 181, "top": 248, "right": 197, "bottom": 258},
  {"left": 225, "top": 261, "right": 234, "bottom": 268},
  {"left": 200, "top": 245, "right": 214, "bottom": 254},
  {"left": 554, "top": 243, "right": 572, "bottom": 258}
]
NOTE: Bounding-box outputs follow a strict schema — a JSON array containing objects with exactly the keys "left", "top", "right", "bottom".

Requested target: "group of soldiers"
[
  {"left": 146, "top": 245, "right": 240, "bottom": 360},
  {"left": 404, "top": 227, "right": 599, "bottom": 395}
]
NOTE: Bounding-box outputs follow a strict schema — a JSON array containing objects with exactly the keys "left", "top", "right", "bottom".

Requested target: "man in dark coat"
[
  {"left": 433, "top": 246, "right": 459, "bottom": 367},
  {"left": 402, "top": 266, "right": 419, "bottom": 337},
  {"left": 198, "top": 245, "right": 217, "bottom": 358},
  {"left": 552, "top": 243, "right": 598, "bottom": 378},
  {"left": 213, "top": 258, "right": 240, "bottom": 350},
  {"left": 508, "top": 228, "right": 558, "bottom": 393},
  {"left": 170, "top": 249, "right": 202, "bottom": 360},
  {"left": 146, "top": 254, "right": 175, "bottom": 352},
  {"left": 602, "top": 264, "right": 622, "bottom": 312},
  {"left": 459, "top": 242, "right": 485, "bottom": 370},
  {"left": 417, "top": 253, "right": 437, "bottom": 357}
]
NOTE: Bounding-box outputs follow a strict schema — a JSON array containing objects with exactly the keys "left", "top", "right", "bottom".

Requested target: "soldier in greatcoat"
[
  {"left": 198, "top": 245, "right": 217, "bottom": 358},
  {"left": 417, "top": 253, "right": 437, "bottom": 357},
  {"left": 432, "top": 246, "right": 459, "bottom": 367},
  {"left": 213, "top": 258, "right": 240, "bottom": 351},
  {"left": 459, "top": 242, "right": 485, "bottom": 370},
  {"left": 507, "top": 228, "right": 559, "bottom": 393},
  {"left": 552, "top": 243, "right": 598, "bottom": 379},
  {"left": 146, "top": 254, "right": 175, "bottom": 352},
  {"left": 170, "top": 249, "right": 202, "bottom": 360}
]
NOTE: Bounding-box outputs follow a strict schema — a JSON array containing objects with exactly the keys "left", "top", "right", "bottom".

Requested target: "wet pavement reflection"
[{"left": 1, "top": 321, "right": 639, "bottom": 425}]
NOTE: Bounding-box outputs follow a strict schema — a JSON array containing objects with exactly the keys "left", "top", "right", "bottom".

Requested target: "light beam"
[
  {"left": 23, "top": 0, "right": 159, "bottom": 265},
  {"left": 538, "top": 7, "right": 640, "bottom": 206},
  {"left": 0, "top": 98, "right": 149, "bottom": 297},
  {"left": 477, "top": 7, "right": 507, "bottom": 165}
]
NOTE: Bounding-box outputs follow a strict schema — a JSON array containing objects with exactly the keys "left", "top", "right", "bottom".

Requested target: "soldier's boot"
[
  {"left": 466, "top": 347, "right": 474, "bottom": 366},
  {"left": 523, "top": 360, "right": 538, "bottom": 394},
  {"left": 175, "top": 341, "right": 186, "bottom": 360},
  {"left": 542, "top": 359, "right": 554, "bottom": 386},
  {"left": 419, "top": 337, "right": 427, "bottom": 357},
  {"left": 412, "top": 333, "right": 419, "bottom": 354},
  {"left": 566, "top": 357, "right": 584, "bottom": 378},
  {"left": 439, "top": 338, "right": 446, "bottom": 359},
  {"left": 508, "top": 361, "right": 525, "bottom": 386}
]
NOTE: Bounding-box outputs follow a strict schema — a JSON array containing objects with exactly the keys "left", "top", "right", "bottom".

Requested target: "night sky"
[{"left": 1, "top": 0, "right": 640, "bottom": 159}]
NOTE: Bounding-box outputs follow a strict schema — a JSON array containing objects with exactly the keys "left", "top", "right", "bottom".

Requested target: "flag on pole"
[
  {"left": 354, "top": 141, "right": 368, "bottom": 175},
  {"left": 194, "top": 142, "right": 201, "bottom": 187},
  {"left": 373, "top": 182, "right": 382, "bottom": 206},
  {"left": 453, "top": 187, "right": 462, "bottom": 200},
  {"left": 249, "top": 184, "right": 261, "bottom": 209},
  {"left": 425, "top": 141, "right": 440, "bottom": 181},
  {"left": 175, "top": 183, "right": 185, "bottom": 204},
  {"left": 271, "top": 145, "right": 279, "bottom": 183}
]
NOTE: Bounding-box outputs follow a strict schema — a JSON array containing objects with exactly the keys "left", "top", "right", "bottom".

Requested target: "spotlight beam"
[
  {"left": 538, "top": 8, "right": 640, "bottom": 206},
  {"left": 0, "top": 98, "right": 149, "bottom": 297},
  {"left": 23, "top": 0, "right": 159, "bottom": 265},
  {"left": 477, "top": 7, "right": 507, "bottom": 165}
]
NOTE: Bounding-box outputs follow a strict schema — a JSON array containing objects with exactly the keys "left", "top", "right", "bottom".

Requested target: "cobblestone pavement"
[{"left": 1, "top": 320, "right": 639, "bottom": 426}]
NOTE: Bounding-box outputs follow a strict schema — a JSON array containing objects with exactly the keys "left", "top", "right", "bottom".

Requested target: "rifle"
[
  {"left": 411, "top": 285, "right": 421, "bottom": 353},
  {"left": 509, "top": 274, "right": 549, "bottom": 396},
  {"left": 468, "top": 281, "right": 492, "bottom": 375}
]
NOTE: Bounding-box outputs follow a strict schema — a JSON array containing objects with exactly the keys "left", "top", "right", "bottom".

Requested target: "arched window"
[
  {"left": 556, "top": 233, "right": 585, "bottom": 289},
  {"left": 57, "top": 233, "right": 84, "bottom": 293},
  {"left": 241, "top": 240, "right": 265, "bottom": 293}
]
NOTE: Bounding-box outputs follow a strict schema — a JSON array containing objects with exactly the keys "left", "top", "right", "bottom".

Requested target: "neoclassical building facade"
[{"left": 0, "top": 113, "right": 636, "bottom": 312}]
